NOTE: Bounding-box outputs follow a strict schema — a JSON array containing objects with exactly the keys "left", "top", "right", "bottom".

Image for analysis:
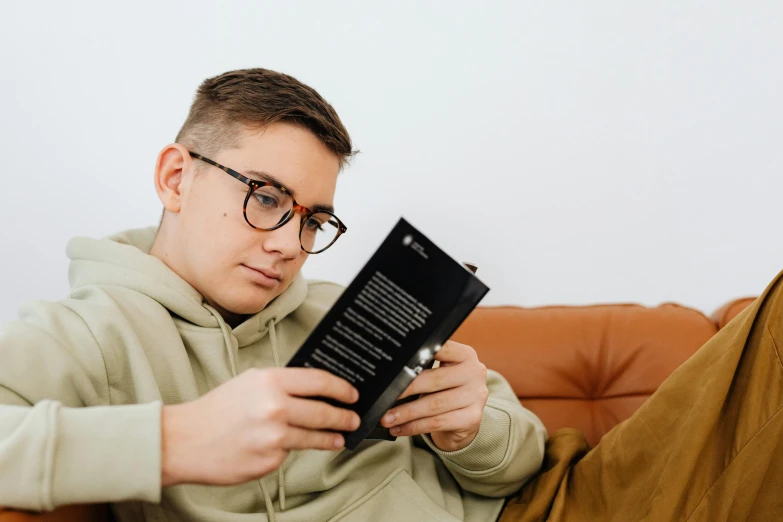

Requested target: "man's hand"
[
  {"left": 161, "top": 367, "right": 360, "bottom": 487},
  {"left": 380, "top": 341, "right": 489, "bottom": 452}
]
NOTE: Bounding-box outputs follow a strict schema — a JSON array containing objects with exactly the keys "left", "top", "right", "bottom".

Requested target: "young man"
[{"left": 0, "top": 69, "right": 547, "bottom": 521}]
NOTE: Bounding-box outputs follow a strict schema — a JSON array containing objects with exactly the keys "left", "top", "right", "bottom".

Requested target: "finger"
[
  {"left": 389, "top": 406, "right": 478, "bottom": 437},
  {"left": 286, "top": 397, "right": 360, "bottom": 432},
  {"left": 381, "top": 388, "right": 474, "bottom": 427},
  {"left": 401, "top": 358, "right": 487, "bottom": 399},
  {"left": 398, "top": 365, "right": 468, "bottom": 399},
  {"left": 281, "top": 426, "right": 346, "bottom": 451},
  {"left": 434, "top": 341, "right": 476, "bottom": 364},
  {"left": 275, "top": 368, "right": 359, "bottom": 404}
]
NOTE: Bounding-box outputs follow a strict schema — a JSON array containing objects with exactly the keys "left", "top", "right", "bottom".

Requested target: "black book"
[{"left": 287, "top": 218, "right": 489, "bottom": 450}]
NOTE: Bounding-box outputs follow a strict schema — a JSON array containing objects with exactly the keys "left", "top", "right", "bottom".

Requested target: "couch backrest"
[{"left": 452, "top": 302, "right": 719, "bottom": 446}]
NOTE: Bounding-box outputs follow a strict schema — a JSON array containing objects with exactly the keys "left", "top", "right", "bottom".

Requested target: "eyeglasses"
[{"left": 188, "top": 151, "right": 347, "bottom": 254}]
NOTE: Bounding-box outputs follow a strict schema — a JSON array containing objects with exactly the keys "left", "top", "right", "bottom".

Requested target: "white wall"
[{"left": 1, "top": 1, "right": 782, "bottom": 323}]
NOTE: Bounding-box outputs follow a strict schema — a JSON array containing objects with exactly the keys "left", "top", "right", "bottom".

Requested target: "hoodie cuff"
[
  {"left": 421, "top": 405, "right": 512, "bottom": 472},
  {"left": 52, "top": 401, "right": 162, "bottom": 506}
]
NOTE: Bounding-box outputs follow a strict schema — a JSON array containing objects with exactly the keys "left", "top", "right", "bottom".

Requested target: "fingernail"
[
  {"left": 334, "top": 435, "right": 345, "bottom": 449},
  {"left": 352, "top": 415, "right": 361, "bottom": 430},
  {"left": 352, "top": 389, "right": 360, "bottom": 402},
  {"left": 383, "top": 412, "right": 396, "bottom": 425},
  {"left": 391, "top": 427, "right": 401, "bottom": 435}
]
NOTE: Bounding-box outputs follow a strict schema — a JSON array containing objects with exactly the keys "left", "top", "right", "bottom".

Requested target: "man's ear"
[{"left": 154, "top": 144, "right": 191, "bottom": 213}]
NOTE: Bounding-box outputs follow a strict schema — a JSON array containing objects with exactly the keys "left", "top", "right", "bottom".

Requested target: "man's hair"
[{"left": 175, "top": 68, "right": 356, "bottom": 167}]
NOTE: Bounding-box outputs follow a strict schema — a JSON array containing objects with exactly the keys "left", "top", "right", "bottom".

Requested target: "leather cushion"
[{"left": 452, "top": 303, "right": 717, "bottom": 446}]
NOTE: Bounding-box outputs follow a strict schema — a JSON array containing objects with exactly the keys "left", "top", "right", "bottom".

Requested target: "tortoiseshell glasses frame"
[{"left": 188, "top": 151, "right": 347, "bottom": 254}]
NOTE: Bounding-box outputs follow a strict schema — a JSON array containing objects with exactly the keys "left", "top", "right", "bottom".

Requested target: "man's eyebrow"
[
  {"left": 244, "top": 170, "right": 294, "bottom": 194},
  {"left": 245, "top": 170, "right": 335, "bottom": 214}
]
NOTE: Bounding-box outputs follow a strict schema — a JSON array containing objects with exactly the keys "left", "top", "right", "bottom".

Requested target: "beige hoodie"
[{"left": 0, "top": 227, "right": 546, "bottom": 522}]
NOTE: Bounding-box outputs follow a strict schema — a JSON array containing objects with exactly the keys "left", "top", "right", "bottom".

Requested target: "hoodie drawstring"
[
  {"left": 266, "top": 318, "right": 287, "bottom": 512},
  {"left": 268, "top": 318, "right": 282, "bottom": 368},
  {"left": 204, "top": 304, "right": 279, "bottom": 522},
  {"left": 205, "top": 304, "right": 238, "bottom": 378}
]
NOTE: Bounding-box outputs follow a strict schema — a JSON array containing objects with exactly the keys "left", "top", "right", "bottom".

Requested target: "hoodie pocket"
[{"left": 330, "top": 469, "right": 461, "bottom": 522}]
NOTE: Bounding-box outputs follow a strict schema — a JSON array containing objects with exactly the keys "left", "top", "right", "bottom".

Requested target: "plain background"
[{"left": 1, "top": 1, "right": 781, "bottom": 323}]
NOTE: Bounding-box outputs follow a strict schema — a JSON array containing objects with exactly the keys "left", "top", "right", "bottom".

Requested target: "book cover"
[{"left": 287, "top": 217, "right": 489, "bottom": 449}]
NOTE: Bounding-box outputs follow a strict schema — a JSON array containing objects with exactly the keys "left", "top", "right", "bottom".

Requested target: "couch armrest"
[
  {"left": 711, "top": 297, "right": 756, "bottom": 329},
  {"left": 0, "top": 504, "right": 113, "bottom": 522}
]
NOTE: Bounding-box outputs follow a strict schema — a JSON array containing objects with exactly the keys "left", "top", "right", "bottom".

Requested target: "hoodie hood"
[{"left": 66, "top": 226, "right": 308, "bottom": 345}]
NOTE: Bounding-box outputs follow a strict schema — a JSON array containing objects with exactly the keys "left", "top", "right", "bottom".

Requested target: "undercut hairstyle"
[{"left": 175, "top": 68, "right": 356, "bottom": 167}]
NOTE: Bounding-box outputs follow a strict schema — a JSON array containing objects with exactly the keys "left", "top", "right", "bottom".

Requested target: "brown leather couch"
[{"left": 0, "top": 297, "right": 755, "bottom": 521}]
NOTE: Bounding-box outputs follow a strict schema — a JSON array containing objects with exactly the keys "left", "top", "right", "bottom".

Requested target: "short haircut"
[{"left": 176, "top": 68, "right": 356, "bottom": 167}]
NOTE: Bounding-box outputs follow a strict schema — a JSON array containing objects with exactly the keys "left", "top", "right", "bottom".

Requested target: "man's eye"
[
  {"left": 254, "top": 193, "right": 279, "bottom": 208},
  {"left": 304, "top": 217, "right": 324, "bottom": 231}
]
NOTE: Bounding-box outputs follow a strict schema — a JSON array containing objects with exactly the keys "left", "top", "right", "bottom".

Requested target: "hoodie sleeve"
[
  {"left": 419, "top": 369, "right": 547, "bottom": 497},
  {"left": 0, "top": 300, "right": 162, "bottom": 511}
]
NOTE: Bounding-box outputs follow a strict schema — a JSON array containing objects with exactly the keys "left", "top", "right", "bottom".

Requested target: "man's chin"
[
  {"left": 220, "top": 299, "right": 272, "bottom": 317},
  {"left": 218, "top": 287, "right": 286, "bottom": 317}
]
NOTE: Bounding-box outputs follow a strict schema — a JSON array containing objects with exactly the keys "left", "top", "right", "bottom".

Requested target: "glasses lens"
[
  {"left": 300, "top": 212, "right": 341, "bottom": 254},
  {"left": 246, "top": 185, "right": 294, "bottom": 229}
]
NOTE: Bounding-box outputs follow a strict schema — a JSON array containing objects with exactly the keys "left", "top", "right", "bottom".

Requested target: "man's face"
[{"left": 172, "top": 122, "right": 340, "bottom": 320}]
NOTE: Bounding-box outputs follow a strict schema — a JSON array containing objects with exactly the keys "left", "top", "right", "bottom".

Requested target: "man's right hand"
[{"left": 160, "top": 367, "right": 360, "bottom": 487}]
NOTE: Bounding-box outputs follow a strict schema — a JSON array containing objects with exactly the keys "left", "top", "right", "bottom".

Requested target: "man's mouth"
[{"left": 241, "top": 265, "right": 282, "bottom": 288}]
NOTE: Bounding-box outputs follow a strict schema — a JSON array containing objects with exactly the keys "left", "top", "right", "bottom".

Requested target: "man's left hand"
[{"left": 380, "top": 341, "right": 489, "bottom": 452}]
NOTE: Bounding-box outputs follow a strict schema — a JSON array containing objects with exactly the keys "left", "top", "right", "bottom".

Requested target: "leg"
[{"left": 501, "top": 270, "right": 783, "bottom": 522}]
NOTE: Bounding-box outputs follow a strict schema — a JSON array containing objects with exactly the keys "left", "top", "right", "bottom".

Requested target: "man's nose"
[{"left": 262, "top": 216, "right": 302, "bottom": 258}]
